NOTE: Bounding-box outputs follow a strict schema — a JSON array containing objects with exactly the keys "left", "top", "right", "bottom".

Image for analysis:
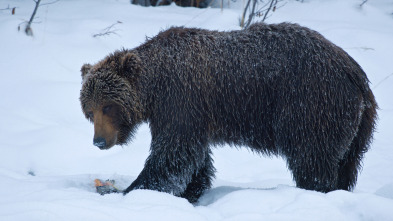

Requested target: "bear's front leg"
[
  {"left": 180, "top": 151, "right": 215, "bottom": 203},
  {"left": 123, "top": 133, "right": 211, "bottom": 201}
]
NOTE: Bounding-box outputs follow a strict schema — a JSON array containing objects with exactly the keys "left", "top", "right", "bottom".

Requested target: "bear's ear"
[
  {"left": 120, "top": 52, "right": 142, "bottom": 82},
  {"left": 81, "top": 63, "right": 92, "bottom": 81}
]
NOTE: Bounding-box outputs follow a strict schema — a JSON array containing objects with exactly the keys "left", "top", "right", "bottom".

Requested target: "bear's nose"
[{"left": 93, "top": 137, "right": 107, "bottom": 149}]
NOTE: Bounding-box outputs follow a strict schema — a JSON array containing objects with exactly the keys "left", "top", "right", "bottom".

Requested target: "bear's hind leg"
[
  {"left": 336, "top": 151, "right": 359, "bottom": 191},
  {"left": 287, "top": 149, "right": 341, "bottom": 193},
  {"left": 181, "top": 153, "right": 215, "bottom": 203},
  {"left": 337, "top": 107, "right": 376, "bottom": 191}
]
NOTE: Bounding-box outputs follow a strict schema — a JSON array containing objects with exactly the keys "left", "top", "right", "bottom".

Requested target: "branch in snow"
[
  {"left": 25, "top": 0, "right": 42, "bottom": 36},
  {"left": 93, "top": 21, "right": 123, "bottom": 38}
]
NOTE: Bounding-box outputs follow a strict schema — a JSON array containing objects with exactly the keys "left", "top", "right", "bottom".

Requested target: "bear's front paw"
[
  {"left": 123, "top": 178, "right": 146, "bottom": 195},
  {"left": 123, "top": 173, "right": 189, "bottom": 197}
]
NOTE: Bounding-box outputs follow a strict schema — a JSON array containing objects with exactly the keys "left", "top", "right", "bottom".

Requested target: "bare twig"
[
  {"left": 240, "top": 0, "right": 252, "bottom": 28},
  {"left": 261, "top": 0, "right": 276, "bottom": 21},
  {"left": 40, "top": 0, "right": 59, "bottom": 6},
  {"left": 244, "top": 0, "right": 258, "bottom": 28},
  {"left": 241, "top": 0, "right": 283, "bottom": 29},
  {"left": 93, "top": 21, "right": 123, "bottom": 38},
  {"left": 373, "top": 73, "right": 393, "bottom": 90},
  {"left": 0, "top": 5, "right": 18, "bottom": 15},
  {"left": 360, "top": 0, "right": 368, "bottom": 7},
  {"left": 346, "top": 46, "right": 375, "bottom": 51},
  {"left": 0, "top": 5, "right": 11, "bottom": 10}
]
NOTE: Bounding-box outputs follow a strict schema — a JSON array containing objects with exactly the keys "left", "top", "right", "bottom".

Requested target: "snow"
[{"left": 0, "top": 0, "right": 392, "bottom": 220}]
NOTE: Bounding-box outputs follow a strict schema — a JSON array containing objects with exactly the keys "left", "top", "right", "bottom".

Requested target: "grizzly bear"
[{"left": 80, "top": 22, "right": 377, "bottom": 203}]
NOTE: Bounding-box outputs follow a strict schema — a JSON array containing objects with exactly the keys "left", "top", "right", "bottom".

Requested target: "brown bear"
[{"left": 80, "top": 22, "right": 377, "bottom": 203}]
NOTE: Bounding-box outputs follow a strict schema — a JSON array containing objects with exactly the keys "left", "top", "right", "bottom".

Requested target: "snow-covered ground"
[{"left": 0, "top": 0, "right": 392, "bottom": 220}]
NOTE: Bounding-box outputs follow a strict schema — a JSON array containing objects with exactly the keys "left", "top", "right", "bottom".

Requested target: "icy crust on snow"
[
  {"left": 1, "top": 171, "right": 393, "bottom": 221},
  {"left": 0, "top": 0, "right": 393, "bottom": 220}
]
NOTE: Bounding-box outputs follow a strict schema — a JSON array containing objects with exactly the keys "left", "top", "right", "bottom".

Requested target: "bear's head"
[{"left": 79, "top": 51, "right": 144, "bottom": 149}]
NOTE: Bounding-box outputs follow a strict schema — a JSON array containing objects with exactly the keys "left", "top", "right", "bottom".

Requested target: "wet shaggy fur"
[{"left": 80, "top": 22, "right": 377, "bottom": 203}]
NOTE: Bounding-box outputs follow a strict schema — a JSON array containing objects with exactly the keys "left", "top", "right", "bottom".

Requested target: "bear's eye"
[{"left": 103, "top": 105, "right": 112, "bottom": 115}]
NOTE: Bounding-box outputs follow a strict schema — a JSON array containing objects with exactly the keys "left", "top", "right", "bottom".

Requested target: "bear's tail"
[{"left": 337, "top": 64, "right": 378, "bottom": 191}]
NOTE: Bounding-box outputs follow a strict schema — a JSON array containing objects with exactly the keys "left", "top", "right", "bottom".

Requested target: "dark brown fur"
[{"left": 80, "top": 22, "right": 377, "bottom": 203}]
